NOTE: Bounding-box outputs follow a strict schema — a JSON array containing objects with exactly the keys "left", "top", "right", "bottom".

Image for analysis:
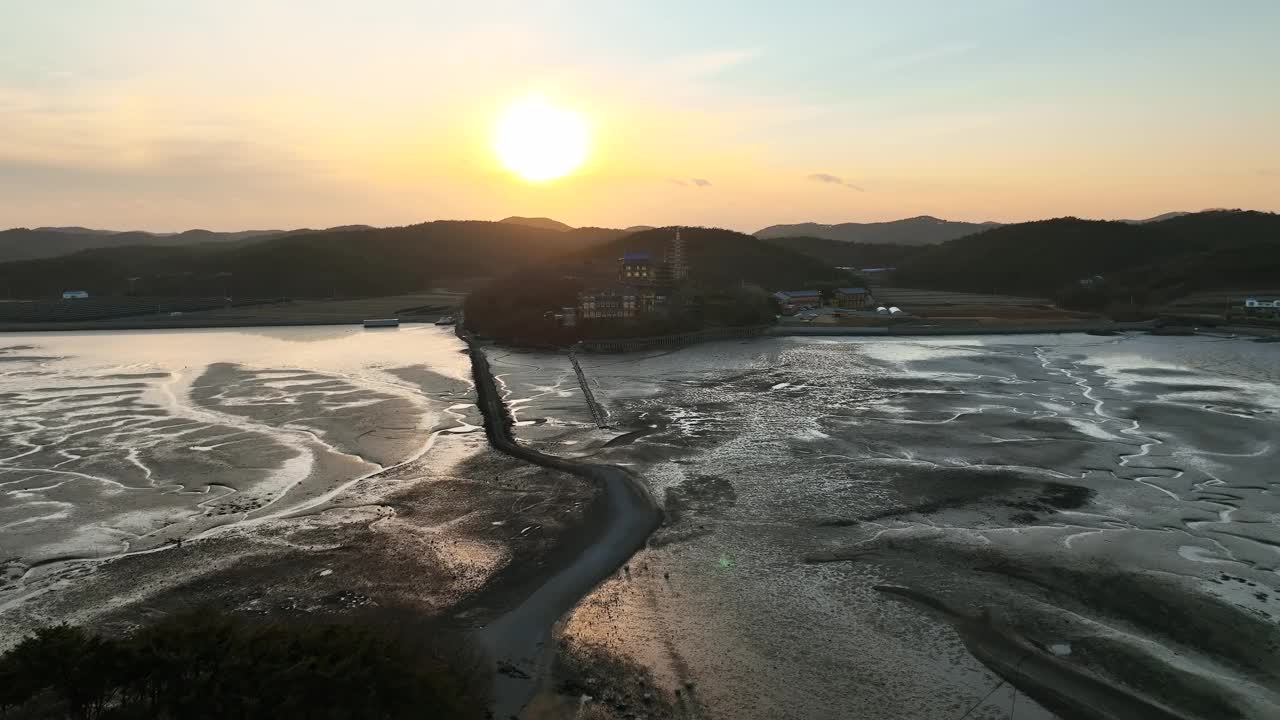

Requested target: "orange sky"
[{"left": 3, "top": 2, "right": 1278, "bottom": 232}]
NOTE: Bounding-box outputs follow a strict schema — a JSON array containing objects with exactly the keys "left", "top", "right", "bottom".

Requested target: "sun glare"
[{"left": 494, "top": 95, "right": 589, "bottom": 182}]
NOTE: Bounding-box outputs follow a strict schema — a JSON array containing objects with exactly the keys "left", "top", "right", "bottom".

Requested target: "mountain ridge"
[
  {"left": 498, "top": 216, "right": 574, "bottom": 232},
  {"left": 0, "top": 220, "right": 626, "bottom": 299},
  {"left": 754, "top": 216, "right": 1002, "bottom": 245},
  {"left": 0, "top": 226, "right": 372, "bottom": 263},
  {"left": 890, "top": 210, "right": 1280, "bottom": 306}
]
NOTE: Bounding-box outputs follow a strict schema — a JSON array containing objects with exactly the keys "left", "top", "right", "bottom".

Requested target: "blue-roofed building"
[
  {"left": 833, "top": 287, "right": 873, "bottom": 309},
  {"left": 772, "top": 290, "right": 822, "bottom": 307},
  {"left": 619, "top": 250, "right": 653, "bottom": 283}
]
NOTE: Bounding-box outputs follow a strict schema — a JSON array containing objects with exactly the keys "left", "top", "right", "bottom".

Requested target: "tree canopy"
[{"left": 0, "top": 611, "right": 486, "bottom": 720}]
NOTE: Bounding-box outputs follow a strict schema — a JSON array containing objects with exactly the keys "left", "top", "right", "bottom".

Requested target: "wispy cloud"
[
  {"left": 669, "top": 177, "right": 712, "bottom": 188},
  {"left": 1259, "top": 168, "right": 1279, "bottom": 177},
  {"left": 808, "top": 173, "right": 864, "bottom": 192}
]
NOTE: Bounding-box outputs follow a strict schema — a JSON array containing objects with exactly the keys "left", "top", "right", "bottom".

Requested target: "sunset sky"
[{"left": 3, "top": 1, "right": 1278, "bottom": 232}]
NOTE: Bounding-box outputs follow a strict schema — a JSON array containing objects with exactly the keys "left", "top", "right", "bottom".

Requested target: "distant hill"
[
  {"left": 0, "top": 221, "right": 624, "bottom": 299},
  {"left": 464, "top": 226, "right": 853, "bottom": 345},
  {"left": 0, "top": 228, "right": 237, "bottom": 262},
  {"left": 754, "top": 216, "right": 1001, "bottom": 245},
  {"left": 0, "top": 225, "right": 389, "bottom": 263},
  {"left": 625, "top": 225, "right": 655, "bottom": 233},
  {"left": 575, "top": 227, "right": 852, "bottom": 290},
  {"left": 1119, "top": 212, "right": 1190, "bottom": 224},
  {"left": 33, "top": 226, "right": 119, "bottom": 235},
  {"left": 759, "top": 235, "right": 924, "bottom": 269},
  {"left": 499, "top": 216, "right": 573, "bottom": 232},
  {"left": 890, "top": 210, "right": 1280, "bottom": 307}
]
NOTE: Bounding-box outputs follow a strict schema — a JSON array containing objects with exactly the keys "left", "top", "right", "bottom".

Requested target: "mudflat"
[
  {"left": 490, "top": 333, "right": 1280, "bottom": 719},
  {"left": 4, "top": 328, "right": 1278, "bottom": 720}
]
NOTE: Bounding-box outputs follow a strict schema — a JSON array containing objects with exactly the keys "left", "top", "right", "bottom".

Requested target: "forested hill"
[
  {"left": 0, "top": 225, "right": 386, "bottom": 263},
  {"left": 498, "top": 216, "right": 574, "bottom": 232},
  {"left": 0, "top": 221, "right": 625, "bottom": 299},
  {"left": 463, "top": 226, "right": 853, "bottom": 345},
  {"left": 890, "top": 210, "right": 1280, "bottom": 304},
  {"left": 572, "top": 226, "right": 854, "bottom": 289},
  {"left": 759, "top": 235, "right": 925, "bottom": 270},
  {"left": 0, "top": 228, "right": 266, "bottom": 262},
  {"left": 754, "top": 216, "right": 999, "bottom": 245}
]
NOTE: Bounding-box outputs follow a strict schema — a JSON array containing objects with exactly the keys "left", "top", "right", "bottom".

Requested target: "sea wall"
[{"left": 459, "top": 327, "right": 662, "bottom": 717}]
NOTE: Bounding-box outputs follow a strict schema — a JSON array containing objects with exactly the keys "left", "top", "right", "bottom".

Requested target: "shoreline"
[
  {"left": 0, "top": 318, "right": 447, "bottom": 333},
  {"left": 769, "top": 320, "right": 1156, "bottom": 336},
  {"left": 464, "top": 338, "right": 663, "bottom": 718},
  {"left": 4, "top": 315, "right": 1274, "bottom": 343}
]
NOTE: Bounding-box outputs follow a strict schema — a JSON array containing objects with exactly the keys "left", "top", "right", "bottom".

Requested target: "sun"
[{"left": 494, "top": 95, "right": 589, "bottom": 182}]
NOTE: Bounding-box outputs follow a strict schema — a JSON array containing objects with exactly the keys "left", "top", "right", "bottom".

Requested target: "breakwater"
[
  {"left": 568, "top": 347, "right": 610, "bottom": 428},
  {"left": 463, "top": 336, "right": 661, "bottom": 717}
]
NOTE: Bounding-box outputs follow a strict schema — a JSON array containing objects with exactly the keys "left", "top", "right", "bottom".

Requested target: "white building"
[
  {"left": 577, "top": 285, "right": 668, "bottom": 321},
  {"left": 1243, "top": 297, "right": 1280, "bottom": 319}
]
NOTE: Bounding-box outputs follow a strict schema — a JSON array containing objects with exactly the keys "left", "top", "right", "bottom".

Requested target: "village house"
[
  {"left": 1242, "top": 297, "right": 1280, "bottom": 320},
  {"left": 577, "top": 285, "right": 669, "bottom": 322},
  {"left": 832, "top": 287, "right": 874, "bottom": 309},
  {"left": 772, "top": 290, "right": 822, "bottom": 308}
]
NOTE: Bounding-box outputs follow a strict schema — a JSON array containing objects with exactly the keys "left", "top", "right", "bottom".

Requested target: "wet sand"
[
  {"left": 0, "top": 327, "right": 607, "bottom": 666},
  {"left": 5, "top": 328, "right": 1278, "bottom": 719},
  {"left": 0, "top": 326, "right": 665, "bottom": 720},
  {"left": 490, "top": 333, "right": 1280, "bottom": 719}
]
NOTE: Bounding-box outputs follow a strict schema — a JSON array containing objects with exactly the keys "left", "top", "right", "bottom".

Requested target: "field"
[
  {"left": 0, "top": 292, "right": 465, "bottom": 330},
  {"left": 1160, "top": 288, "right": 1280, "bottom": 319},
  {"left": 868, "top": 285, "right": 1052, "bottom": 307},
  {"left": 151, "top": 293, "right": 465, "bottom": 323},
  {"left": 784, "top": 286, "right": 1091, "bottom": 328}
]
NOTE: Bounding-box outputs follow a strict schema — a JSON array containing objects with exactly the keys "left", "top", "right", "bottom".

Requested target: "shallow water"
[
  {"left": 495, "top": 333, "right": 1280, "bottom": 719},
  {"left": 0, "top": 326, "right": 471, "bottom": 580}
]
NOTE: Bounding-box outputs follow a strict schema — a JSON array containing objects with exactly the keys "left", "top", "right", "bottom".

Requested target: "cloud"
[
  {"left": 668, "top": 177, "right": 711, "bottom": 188},
  {"left": 808, "top": 173, "right": 865, "bottom": 192},
  {"left": 1259, "top": 168, "right": 1279, "bottom": 177}
]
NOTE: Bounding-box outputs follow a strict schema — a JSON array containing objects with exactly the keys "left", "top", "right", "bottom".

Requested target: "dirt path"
[{"left": 465, "top": 343, "right": 662, "bottom": 718}]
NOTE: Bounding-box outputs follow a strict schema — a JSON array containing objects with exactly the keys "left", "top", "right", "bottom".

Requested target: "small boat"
[
  {"left": 363, "top": 318, "right": 400, "bottom": 328},
  {"left": 434, "top": 316, "right": 456, "bottom": 326}
]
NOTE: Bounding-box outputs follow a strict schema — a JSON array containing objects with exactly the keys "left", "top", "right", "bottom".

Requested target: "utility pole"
[{"left": 215, "top": 272, "right": 233, "bottom": 302}]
